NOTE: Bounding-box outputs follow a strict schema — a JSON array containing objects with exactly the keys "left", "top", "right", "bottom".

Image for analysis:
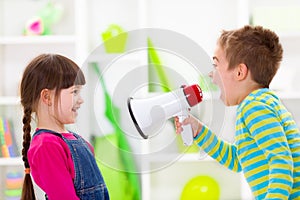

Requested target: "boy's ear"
[
  {"left": 236, "top": 63, "right": 248, "bottom": 81},
  {"left": 40, "top": 89, "right": 52, "bottom": 106}
]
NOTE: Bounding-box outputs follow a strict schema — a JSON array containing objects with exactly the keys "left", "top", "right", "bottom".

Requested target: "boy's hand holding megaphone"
[{"left": 174, "top": 114, "right": 204, "bottom": 139}]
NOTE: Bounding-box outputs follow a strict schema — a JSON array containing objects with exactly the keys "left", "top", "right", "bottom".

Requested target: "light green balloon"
[{"left": 180, "top": 175, "right": 221, "bottom": 200}]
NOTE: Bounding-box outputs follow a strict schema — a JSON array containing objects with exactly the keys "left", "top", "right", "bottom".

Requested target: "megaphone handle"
[{"left": 178, "top": 115, "right": 194, "bottom": 146}]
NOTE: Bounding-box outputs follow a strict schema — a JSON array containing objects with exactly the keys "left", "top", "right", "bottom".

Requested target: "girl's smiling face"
[{"left": 58, "top": 85, "right": 84, "bottom": 124}]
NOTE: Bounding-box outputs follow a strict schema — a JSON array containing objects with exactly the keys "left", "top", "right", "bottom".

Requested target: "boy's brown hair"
[{"left": 218, "top": 25, "right": 283, "bottom": 88}]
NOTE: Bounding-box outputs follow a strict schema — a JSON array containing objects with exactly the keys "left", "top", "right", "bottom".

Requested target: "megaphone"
[{"left": 127, "top": 84, "right": 203, "bottom": 146}]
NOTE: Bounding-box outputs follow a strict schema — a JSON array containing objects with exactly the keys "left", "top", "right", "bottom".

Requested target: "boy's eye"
[{"left": 212, "top": 63, "right": 217, "bottom": 68}]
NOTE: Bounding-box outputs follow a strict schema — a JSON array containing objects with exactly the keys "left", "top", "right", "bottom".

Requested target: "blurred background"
[{"left": 0, "top": 0, "right": 300, "bottom": 199}]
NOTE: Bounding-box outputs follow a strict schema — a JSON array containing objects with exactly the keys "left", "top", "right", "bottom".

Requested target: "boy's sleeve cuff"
[{"left": 193, "top": 125, "right": 206, "bottom": 140}]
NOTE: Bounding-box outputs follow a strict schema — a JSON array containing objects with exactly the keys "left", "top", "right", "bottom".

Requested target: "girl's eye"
[
  {"left": 212, "top": 63, "right": 217, "bottom": 68},
  {"left": 73, "top": 90, "right": 79, "bottom": 95}
]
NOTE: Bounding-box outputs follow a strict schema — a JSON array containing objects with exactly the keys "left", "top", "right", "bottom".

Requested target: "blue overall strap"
[{"left": 33, "top": 129, "right": 63, "bottom": 138}]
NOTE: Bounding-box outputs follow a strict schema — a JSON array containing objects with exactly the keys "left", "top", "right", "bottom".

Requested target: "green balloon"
[{"left": 180, "top": 175, "right": 220, "bottom": 200}]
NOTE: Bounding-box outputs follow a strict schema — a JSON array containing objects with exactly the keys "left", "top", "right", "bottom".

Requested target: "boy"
[{"left": 175, "top": 25, "right": 300, "bottom": 199}]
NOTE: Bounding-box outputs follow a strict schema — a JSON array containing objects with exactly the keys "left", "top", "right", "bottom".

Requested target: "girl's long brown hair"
[{"left": 20, "top": 54, "right": 85, "bottom": 200}]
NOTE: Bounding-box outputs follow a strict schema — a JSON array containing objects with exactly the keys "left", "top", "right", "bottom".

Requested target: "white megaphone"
[{"left": 127, "top": 84, "right": 203, "bottom": 146}]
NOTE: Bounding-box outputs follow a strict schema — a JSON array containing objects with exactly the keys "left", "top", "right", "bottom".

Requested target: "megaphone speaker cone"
[
  {"left": 127, "top": 97, "right": 148, "bottom": 139},
  {"left": 128, "top": 97, "right": 166, "bottom": 139}
]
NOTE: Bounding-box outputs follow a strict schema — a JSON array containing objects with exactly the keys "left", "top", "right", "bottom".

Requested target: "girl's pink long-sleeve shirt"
[{"left": 28, "top": 131, "right": 94, "bottom": 200}]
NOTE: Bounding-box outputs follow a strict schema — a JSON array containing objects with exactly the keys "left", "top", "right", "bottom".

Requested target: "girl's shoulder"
[
  {"left": 30, "top": 131, "right": 71, "bottom": 155},
  {"left": 33, "top": 129, "right": 77, "bottom": 140},
  {"left": 32, "top": 130, "right": 62, "bottom": 141}
]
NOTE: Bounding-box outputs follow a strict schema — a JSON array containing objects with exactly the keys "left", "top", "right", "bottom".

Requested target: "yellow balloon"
[{"left": 180, "top": 175, "right": 220, "bottom": 200}]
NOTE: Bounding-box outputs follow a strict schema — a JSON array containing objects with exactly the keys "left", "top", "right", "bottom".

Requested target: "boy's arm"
[{"left": 194, "top": 125, "right": 242, "bottom": 172}]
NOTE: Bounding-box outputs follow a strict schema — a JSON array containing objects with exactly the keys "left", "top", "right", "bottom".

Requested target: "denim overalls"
[{"left": 33, "top": 129, "right": 109, "bottom": 200}]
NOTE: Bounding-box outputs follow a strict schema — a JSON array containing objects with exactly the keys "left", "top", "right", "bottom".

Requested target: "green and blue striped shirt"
[{"left": 195, "top": 88, "right": 300, "bottom": 199}]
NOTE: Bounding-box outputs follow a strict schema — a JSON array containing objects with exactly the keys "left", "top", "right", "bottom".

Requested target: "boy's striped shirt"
[{"left": 195, "top": 88, "right": 300, "bottom": 199}]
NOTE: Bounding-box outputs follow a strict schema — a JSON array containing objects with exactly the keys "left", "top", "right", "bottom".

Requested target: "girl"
[{"left": 20, "top": 54, "right": 109, "bottom": 200}]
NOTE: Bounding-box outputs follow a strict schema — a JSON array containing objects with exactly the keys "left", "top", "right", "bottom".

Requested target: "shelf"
[
  {"left": 178, "top": 152, "right": 213, "bottom": 162},
  {"left": 86, "top": 50, "right": 147, "bottom": 64},
  {"left": 0, "top": 35, "right": 76, "bottom": 45},
  {"left": 0, "top": 96, "right": 20, "bottom": 106},
  {"left": 0, "top": 157, "right": 22, "bottom": 166},
  {"left": 147, "top": 152, "right": 213, "bottom": 163}
]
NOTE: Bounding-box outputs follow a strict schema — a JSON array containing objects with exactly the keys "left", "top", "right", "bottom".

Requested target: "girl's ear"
[
  {"left": 236, "top": 63, "right": 248, "bottom": 81},
  {"left": 40, "top": 89, "right": 52, "bottom": 106}
]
